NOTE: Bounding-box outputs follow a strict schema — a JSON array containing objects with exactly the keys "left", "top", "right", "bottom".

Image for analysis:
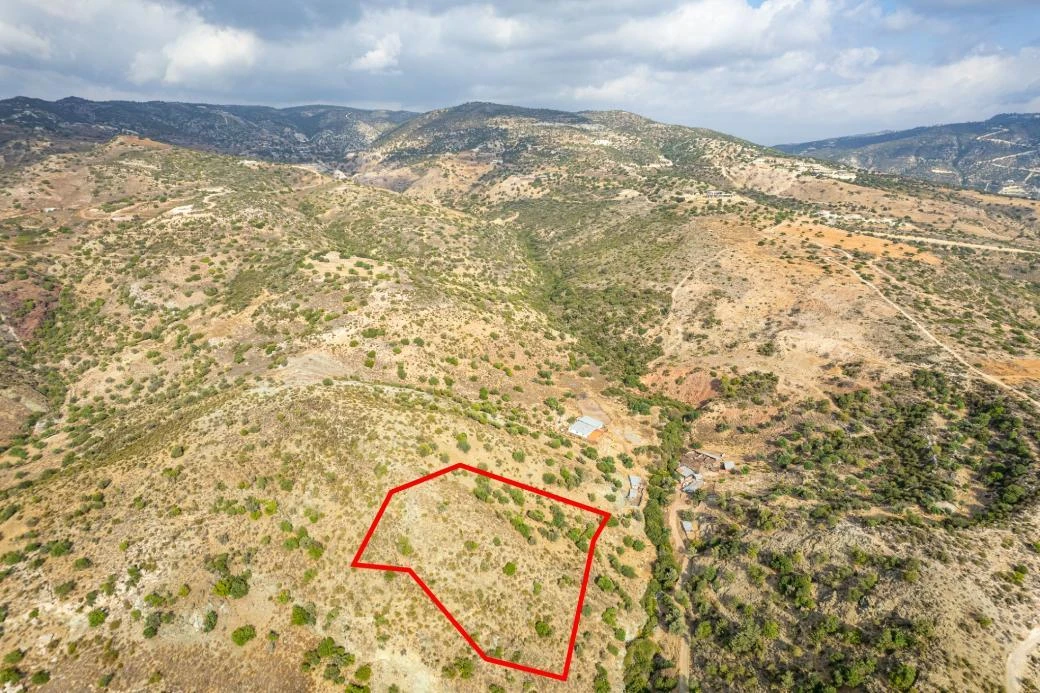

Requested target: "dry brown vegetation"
[{"left": 0, "top": 106, "right": 1038, "bottom": 692}]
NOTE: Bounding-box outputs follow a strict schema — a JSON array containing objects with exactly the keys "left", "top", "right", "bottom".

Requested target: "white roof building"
[
  {"left": 627, "top": 475, "right": 643, "bottom": 502},
  {"left": 568, "top": 416, "right": 605, "bottom": 440}
]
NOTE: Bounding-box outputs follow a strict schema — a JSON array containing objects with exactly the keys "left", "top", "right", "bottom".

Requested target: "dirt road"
[
  {"left": 660, "top": 250, "right": 724, "bottom": 354},
  {"left": 665, "top": 488, "right": 692, "bottom": 693},
  {"left": 1007, "top": 626, "right": 1040, "bottom": 693},
  {"left": 827, "top": 248, "right": 1040, "bottom": 409},
  {"left": 866, "top": 232, "right": 1040, "bottom": 255}
]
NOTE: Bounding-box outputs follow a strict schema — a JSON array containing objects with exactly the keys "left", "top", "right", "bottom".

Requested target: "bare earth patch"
[{"left": 979, "top": 359, "right": 1040, "bottom": 383}]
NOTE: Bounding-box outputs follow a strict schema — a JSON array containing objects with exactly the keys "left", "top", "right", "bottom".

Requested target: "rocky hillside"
[
  {"left": 778, "top": 113, "right": 1040, "bottom": 199},
  {"left": 1, "top": 103, "right": 1039, "bottom": 692}
]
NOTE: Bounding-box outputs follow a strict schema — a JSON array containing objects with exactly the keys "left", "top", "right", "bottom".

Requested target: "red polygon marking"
[{"left": 351, "top": 462, "right": 611, "bottom": 681}]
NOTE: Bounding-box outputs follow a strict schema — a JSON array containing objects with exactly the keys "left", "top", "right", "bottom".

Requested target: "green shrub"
[
  {"left": 88, "top": 608, "right": 107, "bottom": 627},
  {"left": 441, "top": 656, "right": 475, "bottom": 680},
  {"left": 231, "top": 625, "right": 256, "bottom": 646},
  {"left": 889, "top": 663, "right": 917, "bottom": 691},
  {"left": 213, "top": 574, "right": 249, "bottom": 599},
  {"left": 48, "top": 539, "right": 73, "bottom": 557},
  {"left": 291, "top": 604, "right": 316, "bottom": 626}
]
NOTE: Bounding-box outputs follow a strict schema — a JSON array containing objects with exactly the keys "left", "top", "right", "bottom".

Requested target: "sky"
[{"left": 0, "top": 0, "right": 1038, "bottom": 144}]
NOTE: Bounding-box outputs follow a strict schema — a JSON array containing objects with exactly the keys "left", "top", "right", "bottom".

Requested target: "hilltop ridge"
[
  {"left": 0, "top": 96, "right": 417, "bottom": 165},
  {"left": 8, "top": 96, "right": 1036, "bottom": 200},
  {"left": 778, "top": 113, "right": 1040, "bottom": 199}
]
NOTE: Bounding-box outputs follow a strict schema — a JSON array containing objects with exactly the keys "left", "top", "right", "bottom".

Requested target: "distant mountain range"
[
  {"left": 778, "top": 113, "right": 1040, "bottom": 199},
  {"left": 3, "top": 97, "right": 1039, "bottom": 199},
  {"left": 0, "top": 97, "right": 627, "bottom": 172},
  {"left": 0, "top": 96, "right": 416, "bottom": 165}
]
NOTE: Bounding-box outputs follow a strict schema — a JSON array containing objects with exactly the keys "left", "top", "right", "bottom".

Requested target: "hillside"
[
  {"left": 0, "top": 97, "right": 417, "bottom": 168},
  {"left": 777, "top": 114, "right": 1040, "bottom": 200},
  {"left": 0, "top": 102, "right": 1039, "bottom": 692}
]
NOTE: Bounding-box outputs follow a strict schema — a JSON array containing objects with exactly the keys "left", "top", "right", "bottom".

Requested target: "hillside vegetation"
[
  {"left": 0, "top": 102, "right": 1038, "bottom": 692},
  {"left": 0, "top": 97, "right": 416, "bottom": 168},
  {"left": 778, "top": 113, "right": 1040, "bottom": 200}
]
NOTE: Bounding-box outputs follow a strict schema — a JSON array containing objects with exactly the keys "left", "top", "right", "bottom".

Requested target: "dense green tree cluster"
[{"left": 771, "top": 369, "right": 1038, "bottom": 522}]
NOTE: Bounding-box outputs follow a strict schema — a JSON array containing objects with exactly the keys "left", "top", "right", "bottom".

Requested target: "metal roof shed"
[
  {"left": 683, "top": 479, "right": 704, "bottom": 493},
  {"left": 568, "top": 416, "right": 605, "bottom": 439}
]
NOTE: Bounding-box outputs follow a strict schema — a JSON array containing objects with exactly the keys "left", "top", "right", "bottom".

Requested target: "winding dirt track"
[
  {"left": 827, "top": 248, "right": 1040, "bottom": 409},
  {"left": 660, "top": 250, "right": 724, "bottom": 355},
  {"left": 1006, "top": 626, "right": 1040, "bottom": 693}
]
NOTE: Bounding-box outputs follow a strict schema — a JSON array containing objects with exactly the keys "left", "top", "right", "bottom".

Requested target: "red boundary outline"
[{"left": 351, "top": 462, "right": 611, "bottom": 681}]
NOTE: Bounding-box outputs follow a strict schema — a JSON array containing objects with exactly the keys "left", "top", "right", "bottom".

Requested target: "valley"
[{"left": 0, "top": 102, "right": 1038, "bottom": 692}]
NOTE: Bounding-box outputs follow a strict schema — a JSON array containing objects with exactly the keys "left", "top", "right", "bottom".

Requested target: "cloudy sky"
[{"left": 0, "top": 0, "right": 1038, "bottom": 143}]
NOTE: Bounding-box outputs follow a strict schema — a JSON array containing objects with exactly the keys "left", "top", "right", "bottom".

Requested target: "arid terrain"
[
  {"left": 1, "top": 102, "right": 1038, "bottom": 692},
  {"left": 779, "top": 113, "right": 1040, "bottom": 200}
]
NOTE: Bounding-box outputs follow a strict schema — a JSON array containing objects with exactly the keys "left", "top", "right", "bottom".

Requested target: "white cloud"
[
  {"left": 0, "top": 0, "right": 1037, "bottom": 142},
  {"left": 349, "top": 33, "right": 402, "bottom": 73},
  {"left": 442, "top": 6, "right": 531, "bottom": 49},
  {"left": 163, "top": 26, "right": 259, "bottom": 84},
  {"left": 130, "top": 25, "right": 259, "bottom": 85},
  {"left": 833, "top": 46, "right": 880, "bottom": 79},
  {"left": 0, "top": 21, "right": 51, "bottom": 59},
  {"left": 571, "top": 65, "right": 661, "bottom": 103},
  {"left": 563, "top": 44, "right": 1040, "bottom": 142},
  {"left": 607, "top": 0, "right": 834, "bottom": 63},
  {"left": 880, "top": 8, "right": 925, "bottom": 31},
  {"left": 808, "top": 47, "right": 1040, "bottom": 123},
  {"left": 906, "top": 0, "right": 1033, "bottom": 8},
  {"left": 833, "top": 1, "right": 951, "bottom": 36}
]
